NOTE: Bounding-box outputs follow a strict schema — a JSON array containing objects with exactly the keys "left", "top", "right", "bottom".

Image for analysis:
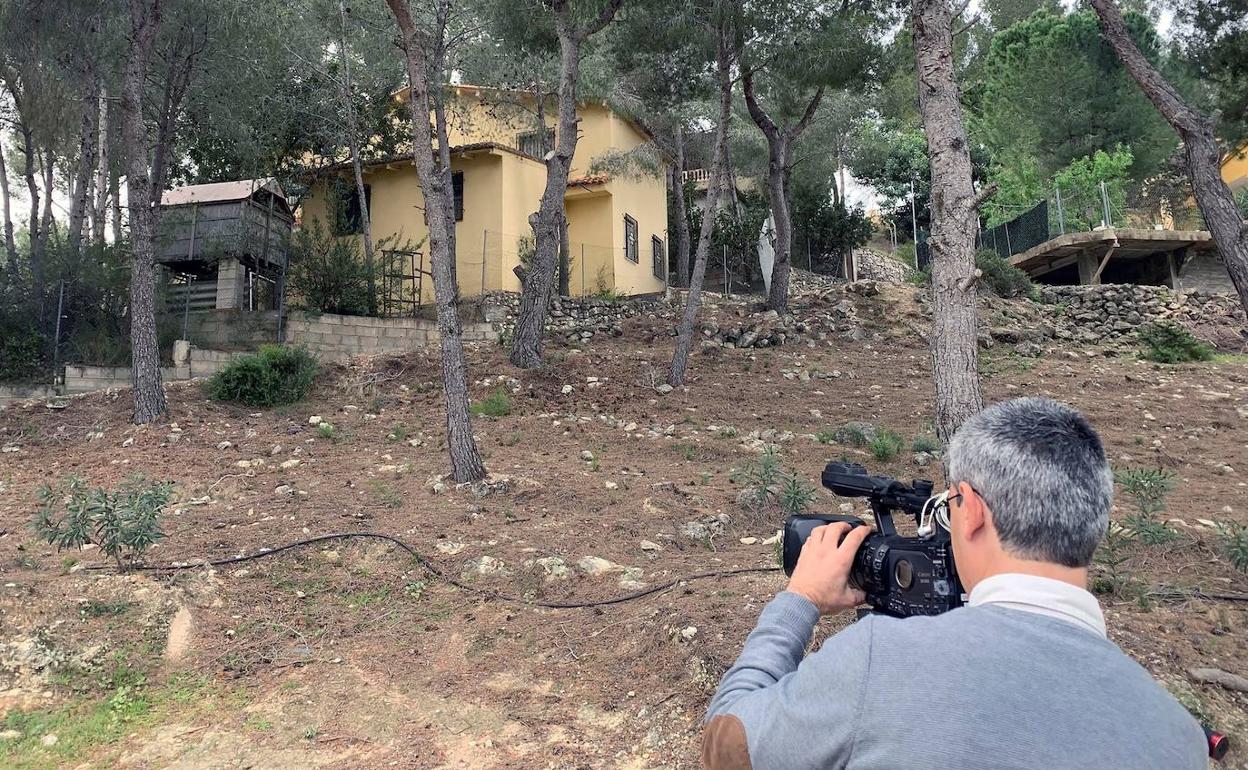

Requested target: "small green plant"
[
  {"left": 832, "top": 422, "right": 874, "bottom": 447},
  {"left": 911, "top": 434, "right": 940, "bottom": 454},
  {"left": 369, "top": 480, "right": 402, "bottom": 509},
  {"left": 778, "top": 472, "right": 817, "bottom": 517},
  {"left": 207, "top": 345, "right": 319, "bottom": 407},
  {"left": 716, "top": 426, "right": 740, "bottom": 439},
  {"left": 470, "top": 387, "right": 512, "bottom": 418},
  {"left": 1114, "top": 467, "right": 1177, "bottom": 545},
  {"left": 316, "top": 422, "right": 336, "bottom": 440},
  {"left": 815, "top": 430, "right": 837, "bottom": 445},
  {"left": 1092, "top": 523, "right": 1136, "bottom": 595},
  {"left": 673, "top": 443, "right": 697, "bottom": 461},
  {"left": 732, "top": 446, "right": 783, "bottom": 508},
  {"left": 386, "top": 423, "right": 408, "bottom": 442},
  {"left": 1136, "top": 322, "right": 1213, "bottom": 364},
  {"left": 1215, "top": 522, "right": 1248, "bottom": 572},
  {"left": 869, "top": 430, "right": 904, "bottom": 462},
  {"left": 33, "top": 476, "right": 173, "bottom": 571}
]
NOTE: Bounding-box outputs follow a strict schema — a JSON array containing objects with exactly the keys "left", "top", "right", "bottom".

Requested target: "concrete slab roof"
[{"left": 1010, "top": 228, "right": 1216, "bottom": 274}]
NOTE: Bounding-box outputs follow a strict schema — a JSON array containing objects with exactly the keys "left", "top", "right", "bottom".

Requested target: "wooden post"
[
  {"left": 188, "top": 204, "right": 197, "bottom": 260},
  {"left": 1089, "top": 241, "right": 1119, "bottom": 285}
]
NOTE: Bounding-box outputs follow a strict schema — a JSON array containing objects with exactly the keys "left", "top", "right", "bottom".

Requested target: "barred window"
[
  {"left": 452, "top": 171, "right": 464, "bottom": 221},
  {"left": 624, "top": 215, "right": 638, "bottom": 263},
  {"left": 651, "top": 235, "right": 665, "bottom": 279},
  {"left": 517, "top": 128, "right": 555, "bottom": 158}
]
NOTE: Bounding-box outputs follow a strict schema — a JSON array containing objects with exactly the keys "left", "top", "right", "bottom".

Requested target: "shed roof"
[{"left": 161, "top": 178, "right": 286, "bottom": 207}]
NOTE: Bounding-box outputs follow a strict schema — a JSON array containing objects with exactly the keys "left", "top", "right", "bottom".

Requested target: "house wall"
[
  {"left": 1222, "top": 145, "right": 1248, "bottom": 192},
  {"left": 606, "top": 173, "right": 669, "bottom": 296},
  {"left": 566, "top": 194, "right": 617, "bottom": 295},
  {"left": 301, "top": 152, "right": 527, "bottom": 305},
  {"left": 303, "top": 90, "right": 669, "bottom": 301}
]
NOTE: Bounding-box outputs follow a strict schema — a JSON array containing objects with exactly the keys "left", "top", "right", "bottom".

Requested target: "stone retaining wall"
[
  {"left": 1035, "top": 284, "right": 1245, "bottom": 346},
  {"left": 284, "top": 311, "right": 497, "bottom": 361},
  {"left": 481, "top": 292, "right": 661, "bottom": 344}
]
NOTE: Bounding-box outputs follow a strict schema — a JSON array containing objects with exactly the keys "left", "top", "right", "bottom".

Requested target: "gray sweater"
[{"left": 704, "top": 590, "right": 1206, "bottom": 770}]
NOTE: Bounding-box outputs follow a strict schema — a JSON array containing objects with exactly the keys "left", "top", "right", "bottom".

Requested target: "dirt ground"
[{"left": 2, "top": 288, "right": 1248, "bottom": 769}]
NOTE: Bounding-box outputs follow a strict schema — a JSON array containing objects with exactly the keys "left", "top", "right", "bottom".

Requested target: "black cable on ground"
[{"left": 134, "top": 531, "right": 783, "bottom": 609}]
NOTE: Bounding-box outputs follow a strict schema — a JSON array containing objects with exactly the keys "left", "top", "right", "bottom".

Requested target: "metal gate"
[{"left": 380, "top": 250, "right": 428, "bottom": 317}]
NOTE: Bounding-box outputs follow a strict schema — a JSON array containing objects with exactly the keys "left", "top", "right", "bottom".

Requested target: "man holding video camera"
[{"left": 703, "top": 398, "right": 1207, "bottom": 769}]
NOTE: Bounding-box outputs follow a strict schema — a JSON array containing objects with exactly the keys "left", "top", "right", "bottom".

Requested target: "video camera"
[{"left": 782, "top": 461, "right": 964, "bottom": 618}]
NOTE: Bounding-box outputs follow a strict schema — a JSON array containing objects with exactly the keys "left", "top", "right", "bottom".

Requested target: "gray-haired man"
[{"left": 703, "top": 397, "right": 1206, "bottom": 769}]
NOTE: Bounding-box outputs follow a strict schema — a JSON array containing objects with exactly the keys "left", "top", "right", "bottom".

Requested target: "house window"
[
  {"left": 624, "top": 215, "right": 638, "bottom": 263},
  {"left": 452, "top": 171, "right": 464, "bottom": 221},
  {"left": 517, "top": 128, "right": 554, "bottom": 158},
  {"left": 333, "top": 183, "right": 371, "bottom": 236},
  {"left": 651, "top": 235, "right": 665, "bottom": 280}
]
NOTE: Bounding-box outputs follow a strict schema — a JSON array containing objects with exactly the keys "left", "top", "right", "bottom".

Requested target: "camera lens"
[{"left": 894, "top": 559, "right": 914, "bottom": 590}]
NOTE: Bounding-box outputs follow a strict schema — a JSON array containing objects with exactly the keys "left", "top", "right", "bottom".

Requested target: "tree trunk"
[
  {"left": 93, "top": 86, "right": 109, "bottom": 247},
  {"left": 912, "top": 0, "right": 986, "bottom": 443},
  {"left": 742, "top": 73, "right": 822, "bottom": 314},
  {"left": 111, "top": 168, "right": 123, "bottom": 244},
  {"left": 16, "top": 114, "right": 41, "bottom": 288},
  {"left": 0, "top": 133, "right": 16, "bottom": 268},
  {"left": 339, "top": 0, "right": 378, "bottom": 315},
  {"left": 558, "top": 212, "right": 570, "bottom": 296},
  {"left": 509, "top": 0, "right": 622, "bottom": 369},
  {"left": 669, "top": 26, "right": 732, "bottom": 387},
  {"left": 510, "top": 18, "right": 584, "bottom": 368},
  {"left": 39, "top": 146, "right": 55, "bottom": 253},
  {"left": 386, "top": 0, "right": 487, "bottom": 483},
  {"left": 764, "top": 139, "right": 793, "bottom": 311},
  {"left": 122, "top": 0, "right": 168, "bottom": 425},
  {"left": 1088, "top": 0, "right": 1248, "bottom": 315},
  {"left": 68, "top": 76, "right": 99, "bottom": 259},
  {"left": 671, "top": 125, "right": 691, "bottom": 288}
]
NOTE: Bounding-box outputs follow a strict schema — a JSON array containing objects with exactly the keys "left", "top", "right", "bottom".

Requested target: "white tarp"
[{"left": 758, "top": 212, "right": 777, "bottom": 294}]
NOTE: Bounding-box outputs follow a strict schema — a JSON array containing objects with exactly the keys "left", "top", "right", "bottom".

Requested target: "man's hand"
[{"left": 786, "top": 522, "right": 872, "bottom": 615}]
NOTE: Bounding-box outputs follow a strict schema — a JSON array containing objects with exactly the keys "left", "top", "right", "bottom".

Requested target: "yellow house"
[
  {"left": 1223, "top": 142, "right": 1248, "bottom": 194},
  {"left": 299, "top": 84, "right": 670, "bottom": 307}
]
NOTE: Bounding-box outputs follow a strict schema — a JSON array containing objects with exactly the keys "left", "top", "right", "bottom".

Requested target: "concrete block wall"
[
  {"left": 62, "top": 348, "right": 249, "bottom": 394},
  {"left": 284, "top": 311, "right": 497, "bottom": 361},
  {"left": 64, "top": 364, "right": 191, "bottom": 394},
  {"left": 186, "top": 309, "right": 280, "bottom": 351}
]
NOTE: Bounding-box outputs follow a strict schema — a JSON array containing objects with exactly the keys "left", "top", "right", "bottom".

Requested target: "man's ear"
[{"left": 957, "top": 481, "right": 988, "bottom": 541}]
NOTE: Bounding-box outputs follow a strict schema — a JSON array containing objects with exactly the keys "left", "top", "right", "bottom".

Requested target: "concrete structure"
[
  {"left": 283, "top": 311, "right": 496, "bottom": 362},
  {"left": 1009, "top": 228, "right": 1230, "bottom": 291},
  {"left": 300, "top": 85, "right": 670, "bottom": 304},
  {"left": 158, "top": 179, "right": 295, "bottom": 312}
]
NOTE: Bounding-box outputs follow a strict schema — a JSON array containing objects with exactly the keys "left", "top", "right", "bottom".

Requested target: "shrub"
[
  {"left": 33, "top": 476, "right": 173, "bottom": 571},
  {"left": 0, "top": 324, "right": 45, "bottom": 383},
  {"left": 975, "top": 249, "right": 1034, "bottom": 298},
  {"left": 1115, "top": 467, "right": 1177, "bottom": 545},
  {"left": 778, "top": 472, "right": 817, "bottom": 517},
  {"left": 316, "top": 422, "right": 336, "bottom": 440},
  {"left": 732, "top": 446, "right": 783, "bottom": 509},
  {"left": 1215, "top": 522, "right": 1248, "bottom": 572},
  {"left": 208, "top": 345, "right": 319, "bottom": 407},
  {"left": 470, "top": 387, "right": 512, "bottom": 417},
  {"left": 1137, "top": 322, "right": 1213, "bottom": 364},
  {"left": 869, "top": 429, "right": 904, "bottom": 461},
  {"left": 911, "top": 434, "right": 941, "bottom": 454},
  {"left": 832, "top": 422, "right": 875, "bottom": 447}
]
